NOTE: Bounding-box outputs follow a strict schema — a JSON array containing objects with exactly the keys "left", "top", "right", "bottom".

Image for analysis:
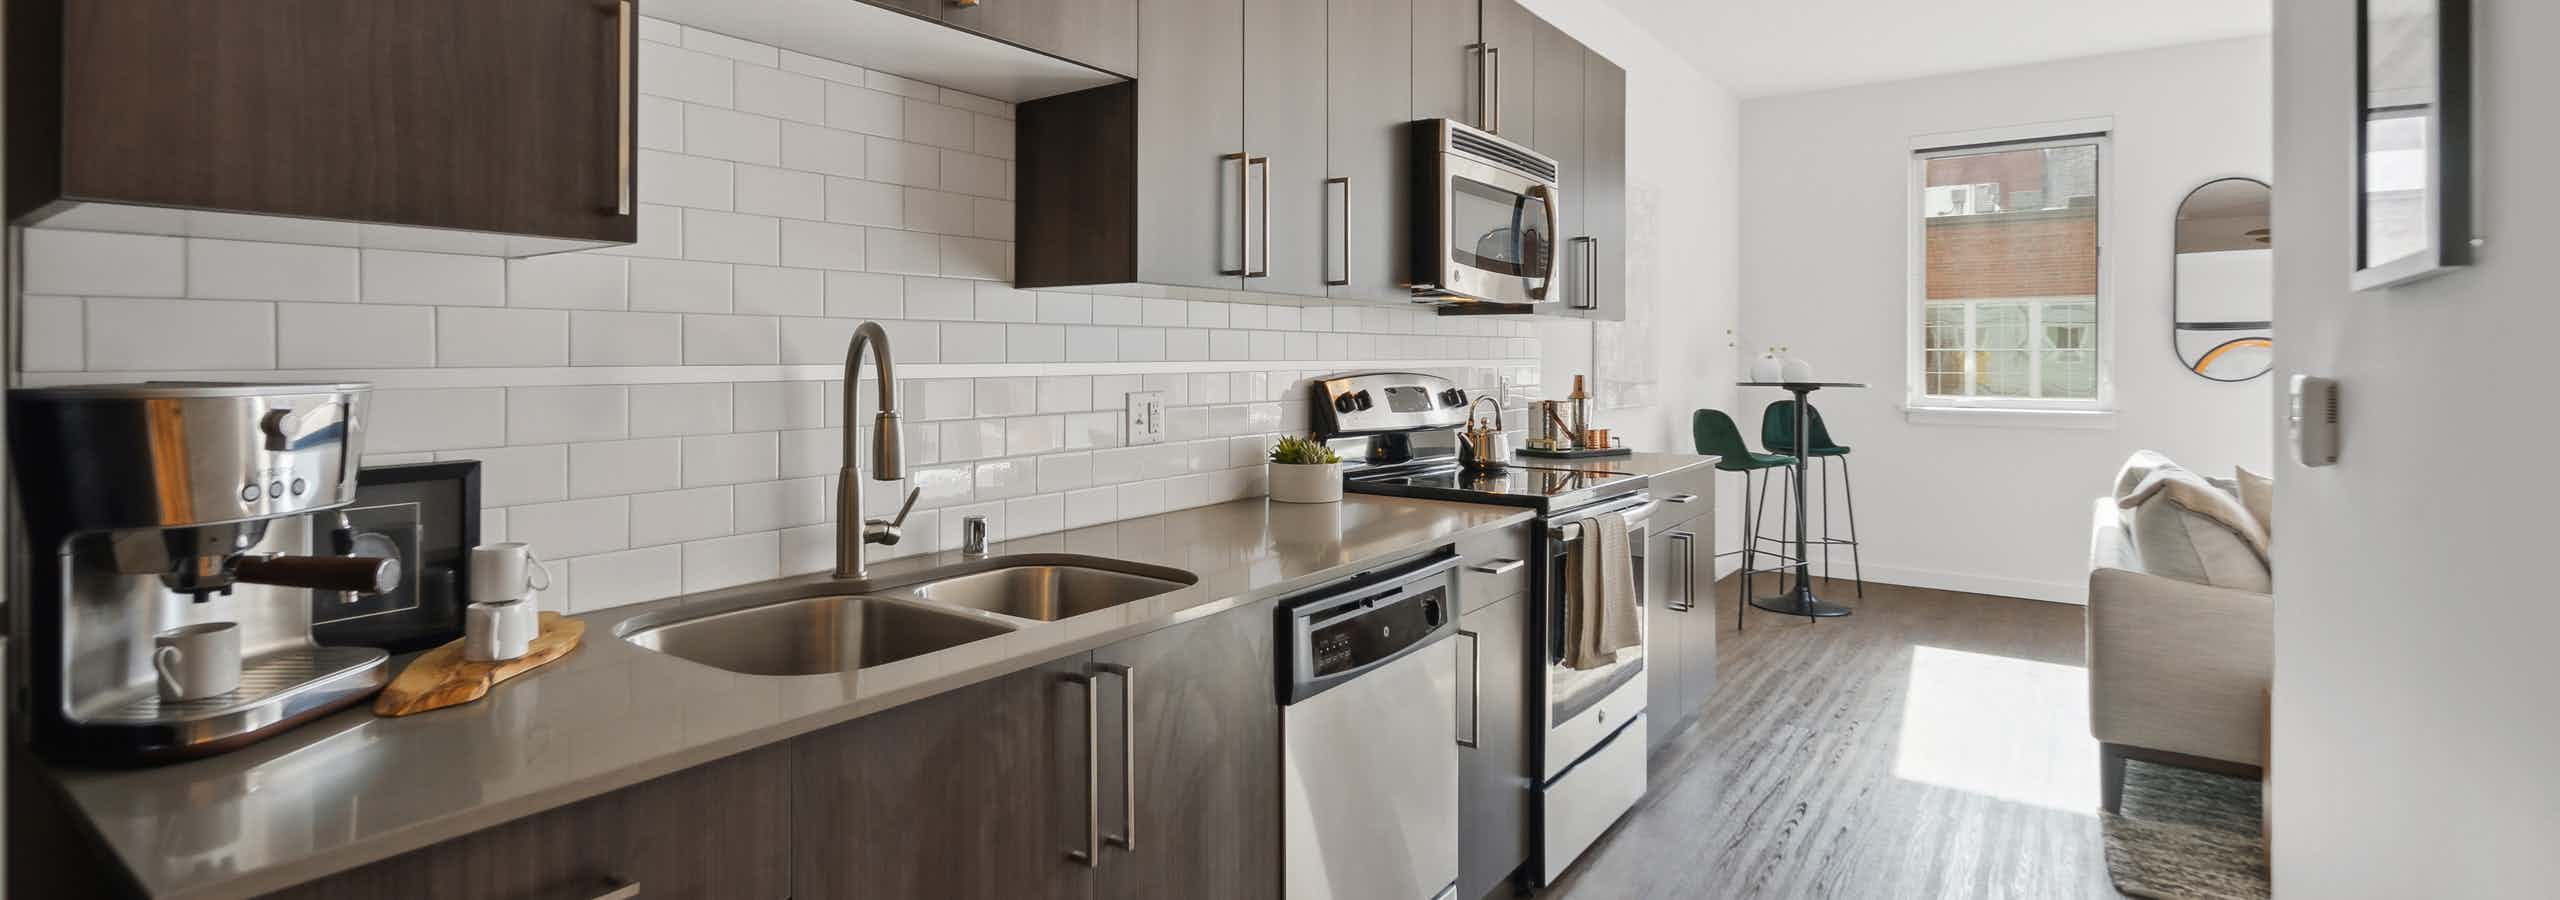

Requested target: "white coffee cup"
[
  {"left": 464, "top": 599, "right": 541, "bottom": 662},
  {"left": 155, "top": 622, "right": 242, "bottom": 702},
  {"left": 469, "top": 542, "right": 552, "bottom": 605}
]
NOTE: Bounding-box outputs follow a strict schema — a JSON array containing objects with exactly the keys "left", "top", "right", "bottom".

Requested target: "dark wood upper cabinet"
[
  {"left": 1409, "top": 0, "right": 1479, "bottom": 125},
  {"left": 791, "top": 657, "right": 1093, "bottom": 900},
  {"left": 255, "top": 744, "right": 792, "bottom": 900},
  {"left": 1090, "top": 601, "right": 1281, "bottom": 900},
  {"left": 1579, "top": 51, "right": 1628, "bottom": 321},
  {"left": 1327, "top": 0, "right": 1414, "bottom": 303},
  {"left": 1459, "top": 591, "right": 1535, "bottom": 900},
  {"left": 1479, "top": 0, "right": 1538, "bottom": 144},
  {"left": 7, "top": 0, "right": 638, "bottom": 246},
  {"left": 941, "top": 0, "right": 1140, "bottom": 78}
]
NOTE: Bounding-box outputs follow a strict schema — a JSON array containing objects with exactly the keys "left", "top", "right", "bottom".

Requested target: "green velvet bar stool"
[
  {"left": 1693, "top": 409, "right": 1801, "bottom": 630},
  {"left": 1761, "top": 400, "right": 1863, "bottom": 598}
]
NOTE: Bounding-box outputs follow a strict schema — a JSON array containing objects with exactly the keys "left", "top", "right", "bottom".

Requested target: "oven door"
[
  {"left": 1540, "top": 494, "right": 1654, "bottom": 777},
  {"left": 1439, "top": 153, "right": 1559, "bottom": 305}
]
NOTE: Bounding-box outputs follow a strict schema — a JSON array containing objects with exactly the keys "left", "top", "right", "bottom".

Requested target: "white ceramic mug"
[
  {"left": 464, "top": 598, "right": 539, "bottom": 662},
  {"left": 469, "top": 542, "right": 552, "bottom": 605},
  {"left": 154, "top": 622, "right": 242, "bottom": 702}
]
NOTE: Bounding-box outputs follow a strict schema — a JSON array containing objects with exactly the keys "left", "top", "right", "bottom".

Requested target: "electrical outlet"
[{"left": 1126, "top": 391, "right": 1166, "bottom": 445}]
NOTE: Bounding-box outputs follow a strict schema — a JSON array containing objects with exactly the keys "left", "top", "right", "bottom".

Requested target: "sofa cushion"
[
  {"left": 2235, "top": 466, "right": 2275, "bottom": 540},
  {"left": 2114, "top": 450, "right": 2179, "bottom": 502},
  {"left": 2118, "top": 459, "right": 2272, "bottom": 592}
]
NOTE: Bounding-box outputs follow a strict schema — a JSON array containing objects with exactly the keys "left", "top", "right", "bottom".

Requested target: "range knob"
[
  {"left": 1334, "top": 393, "right": 1359, "bottom": 414},
  {"left": 1352, "top": 390, "right": 1375, "bottom": 411},
  {"left": 1442, "top": 388, "right": 1468, "bottom": 407}
]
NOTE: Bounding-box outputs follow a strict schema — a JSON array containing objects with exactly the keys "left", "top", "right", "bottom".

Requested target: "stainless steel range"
[{"left": 1310, "top": 371, "right": 1656, "bottom": 887}]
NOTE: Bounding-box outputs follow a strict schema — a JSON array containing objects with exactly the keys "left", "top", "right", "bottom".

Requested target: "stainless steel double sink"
[{"left": 617, "top": 556, "right": 1195, "bottom": 677}]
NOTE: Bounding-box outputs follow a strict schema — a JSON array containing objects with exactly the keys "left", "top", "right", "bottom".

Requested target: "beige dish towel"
[{"left": 1563, "top": 510, "right": 1641, "bottom": 670}]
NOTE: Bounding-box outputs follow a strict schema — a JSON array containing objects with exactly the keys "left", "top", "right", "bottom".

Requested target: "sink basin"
[
  {"left": 891, "top": 564, "right": 1190, "bottom": 622},
  {"left": 622, "top": 595, "right": 1014, "bottom": 676}
]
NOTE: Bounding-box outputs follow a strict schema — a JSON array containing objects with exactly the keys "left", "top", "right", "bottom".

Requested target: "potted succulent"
[{"left": 1267, "top": 435, "right": 1344, "bottom": 504}]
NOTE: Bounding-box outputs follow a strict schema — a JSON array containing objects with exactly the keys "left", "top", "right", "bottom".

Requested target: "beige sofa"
[{"left": 2086, "top": 485, "right": 2272, "bottom": 812}]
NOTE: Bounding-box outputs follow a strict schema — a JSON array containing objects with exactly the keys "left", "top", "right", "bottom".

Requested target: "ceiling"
[{"left": 1601, "top": 0, "right": 2270, "bottom": 98}]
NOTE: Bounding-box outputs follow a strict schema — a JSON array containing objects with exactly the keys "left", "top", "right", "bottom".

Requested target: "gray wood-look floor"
[{"left": 1544, "top": 575, "right": 2123, "bottom": 900}]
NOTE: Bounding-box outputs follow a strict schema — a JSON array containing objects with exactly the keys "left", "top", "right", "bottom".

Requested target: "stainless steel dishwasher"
[{"left": 1279, "top": 551, "right": 1463, "bottom": 900}]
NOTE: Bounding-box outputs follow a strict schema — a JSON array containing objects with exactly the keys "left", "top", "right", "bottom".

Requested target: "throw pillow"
[
  {"left": 2235, "top": 466, "right": 2275, "bottom": 539},
  {"left": 2119, "top": 460, "right": 2273, "bottom": 591}
]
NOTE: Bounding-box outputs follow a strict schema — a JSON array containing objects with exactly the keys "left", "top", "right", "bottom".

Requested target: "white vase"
[
  {"left": 1751, "top": 352, "right": 1785, "bottom": 382},
  {"left": 1268, "top": 461, "right": 1344, "bottom": 503},
  {"left": 1781, "top": 356, "right": 1814, "bottom": 382}
]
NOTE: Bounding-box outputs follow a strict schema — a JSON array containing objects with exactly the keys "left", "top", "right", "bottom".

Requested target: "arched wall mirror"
[{"left": 2173, "top": 177, "right": 2274, "bottom": 382}]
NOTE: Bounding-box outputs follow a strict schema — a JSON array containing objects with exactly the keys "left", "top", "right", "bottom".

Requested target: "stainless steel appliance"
[
  {"left": 1279, "top": 551, "right": 1464, "bottom": 900},
  {"left": 1410, "top": 119, "right": 1561, "bottom": 308},
  {"left": 1310, "top": 371, "right": 1655, "bottom": 887},
  {"left": 9, "top": 382, "right": 399, "bottom": 764}
]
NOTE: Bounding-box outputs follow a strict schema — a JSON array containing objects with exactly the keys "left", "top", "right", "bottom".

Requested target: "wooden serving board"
[{"left": 374, "top": 612, "right": 584, "bottom": 717}]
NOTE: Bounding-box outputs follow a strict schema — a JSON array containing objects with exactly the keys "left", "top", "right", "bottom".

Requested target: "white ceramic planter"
[{"left": 1268, "top": 461, "right": 1344, "bottom": 503}]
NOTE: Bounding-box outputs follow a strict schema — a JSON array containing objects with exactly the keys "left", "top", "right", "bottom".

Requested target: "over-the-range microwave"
[{"left": 1410, "top": 118, "right": 1561, "bottom": 308}]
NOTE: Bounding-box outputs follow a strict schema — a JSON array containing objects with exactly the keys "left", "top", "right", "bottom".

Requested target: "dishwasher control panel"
[{"left": 1279, "top": 550, "right": 1462, "bottom": 704}]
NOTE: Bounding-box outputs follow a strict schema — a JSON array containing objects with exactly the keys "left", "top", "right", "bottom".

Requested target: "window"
[{"left": 1909, "top": 132, "right": 2111, "bottom": 412}]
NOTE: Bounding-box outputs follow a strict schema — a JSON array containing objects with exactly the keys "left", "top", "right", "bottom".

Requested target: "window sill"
[{"left": 1902, "top": 405, "right": 2118, "bottom": 429}]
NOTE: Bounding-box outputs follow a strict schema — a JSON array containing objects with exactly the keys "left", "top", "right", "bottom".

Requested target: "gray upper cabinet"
[
  {"left": 1577, "top": 51, "right": 1627, "bottom": 321},
  {"left": 1246, "top": 0, "right": 1330, "bottom": 297},
  {"left": 1411, "top": 0, "right": 1479, "bottom": 124},
  {"left": 1133, "top": 0, "right": 1247, "bottom": 290},
  {"left": 942, "top": 0, "right": 1141, "bottom": 77},
  {"left": 1533, "top": 19, "right": 1587, "bottom": 310},
  {"left": 1327, "top": 0, "right": 1414, "bottom": 302},
  {"left": 1480, "top": 0, "right": 1539, "bottom": 143}
]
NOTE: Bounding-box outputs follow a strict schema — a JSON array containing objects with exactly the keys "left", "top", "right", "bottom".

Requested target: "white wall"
[
  {"left": 2271, "top": 1, "right": 2560, "bottom": 895},
  {"left": 8, "top": 20, "right": 1541, "bottom": 615},
  {"left": 1520, "top": 0, "right": 1746, "bottom": 570},
  {"left": 1737, "top": 38, "right": 2275, "bottom": 602}
]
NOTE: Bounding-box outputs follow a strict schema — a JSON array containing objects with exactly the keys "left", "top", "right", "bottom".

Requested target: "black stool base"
[{"left": 1751, "top": 585, "right": 1853, "bottom": 619}]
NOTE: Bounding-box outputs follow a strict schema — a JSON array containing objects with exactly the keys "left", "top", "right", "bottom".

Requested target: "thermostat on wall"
[{"left": 2290, "top": 374, "right": 2339, "bottom": 467}]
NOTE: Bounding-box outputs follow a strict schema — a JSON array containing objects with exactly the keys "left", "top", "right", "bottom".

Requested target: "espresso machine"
[{"left": 10, "top": 382, "right": 400, "bottom": 764}]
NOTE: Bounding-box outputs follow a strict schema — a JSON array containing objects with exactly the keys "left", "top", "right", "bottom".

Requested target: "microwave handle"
[{"left": 1526, "top": 184, "right": 1560, "bottom": 300}]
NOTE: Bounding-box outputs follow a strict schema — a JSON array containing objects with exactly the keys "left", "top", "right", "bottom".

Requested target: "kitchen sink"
[
  {"left": 888, "top": 562, "right": 1193, "bottom": 622},
  {"left": 621, "top": 595, "right": 1015, "bottom": 677}
]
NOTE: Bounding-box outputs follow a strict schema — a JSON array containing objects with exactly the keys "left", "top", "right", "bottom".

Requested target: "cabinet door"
[
  {"left": 792, "top": 659, "right": 1092, "bottom": 900},
  {"left": 1091, "top": 602, "right": 1280, "bottom": 900},
  {"left": 49, "top": 0, "right": 634, "bottom": 243},
  {"left": 1579, "top": 52, "right": 1628, "bottom": 321},
  {"left": 1478, "top": 0, "right": 1538, "bottom": 142},
  {"left": 1326, "top": 0, "right": 1413, "bottom": 303},
  {"left": 1458, "top": 591, "right": 1535, "bottom": 900},
  {"left": 942, "top": 0, "right": 1139, "bottom": 77},
  {"left": 1244, "top": 0, "right": 1329, "bottom": 296},
  {"left": 1531, "top": 19, "right": 1586, "bottom": 310},
  {"left": 1672, "top": 524, "right": 1719, "bottom": 715},
  {"left": 1410, "top": 0, "right": 1479, "bottom": 124},
  {"left": 1135, "top": 0, "right": 1245, "bottom": 289},
  {"left": 257, "top": 745, "right": 791, "bottom": 900},
  {"left": 1643, "top": 524, "right": 1689, "bottom": 752}
]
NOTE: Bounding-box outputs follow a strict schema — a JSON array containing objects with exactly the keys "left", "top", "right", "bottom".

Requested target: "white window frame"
[{"left": 1905, "top": 124, "right": 2116, "bottom": 417}]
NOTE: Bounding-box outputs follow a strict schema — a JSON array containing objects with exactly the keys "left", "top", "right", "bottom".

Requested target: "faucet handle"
[{"left": 865, "top": 486, "right": 922, "bottom": 546}]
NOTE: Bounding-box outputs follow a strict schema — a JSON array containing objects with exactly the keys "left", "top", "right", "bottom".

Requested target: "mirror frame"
[
  {"left": 2173, "top": 176, "right": 2275, "bottom": 382},
  {"left": 2353, "top": 0, "right": 2473, "bottom": 291}
]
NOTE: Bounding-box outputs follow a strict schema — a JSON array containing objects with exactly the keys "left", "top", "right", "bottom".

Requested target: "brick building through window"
[{"left": 1916, "top": 139, "right": 2102, "bottom": 401}]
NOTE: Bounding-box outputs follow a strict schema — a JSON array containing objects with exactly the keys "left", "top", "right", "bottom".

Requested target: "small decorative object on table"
[
  {"left": 1752, "top": 347, "right": 1786, "bottom": 382},
  {"left": 1268, "top": 435, "right": 1344, "bottom": 504},
  {"left": 1780, "top": 352, "right": 1814, "bottom": 383}
]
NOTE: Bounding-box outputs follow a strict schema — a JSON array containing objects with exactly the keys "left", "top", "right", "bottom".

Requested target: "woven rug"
[{"left": 2100, "top": 760, "right": 2270, "bottom": 900}]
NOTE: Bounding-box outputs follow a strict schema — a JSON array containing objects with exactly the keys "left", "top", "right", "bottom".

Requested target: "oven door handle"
[{"left": 1549, "top": 499, "right": 1660, "bottom": 541}]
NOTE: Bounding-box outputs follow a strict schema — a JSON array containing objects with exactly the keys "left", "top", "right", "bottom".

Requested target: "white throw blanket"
[{"left": 1564, "top": 510, "right": 1641, "bottom": 670}]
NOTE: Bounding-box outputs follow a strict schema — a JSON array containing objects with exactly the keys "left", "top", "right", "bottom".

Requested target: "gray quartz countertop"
[
  {"left": 41, "top": 494, "right": 1534, "bottom": 900},
  {"left": 1513, "top": 450, "right": 1719, "bottom": 478}
]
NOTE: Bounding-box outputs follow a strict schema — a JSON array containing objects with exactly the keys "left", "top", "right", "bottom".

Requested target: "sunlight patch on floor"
[{"left": 1890, "top": 645, "right": 2098, "bottom": 814}]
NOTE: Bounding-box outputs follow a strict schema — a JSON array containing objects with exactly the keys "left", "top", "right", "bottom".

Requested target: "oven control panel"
[{"left": 1309, "top": 372, "right": 1472, "bottom": 437}]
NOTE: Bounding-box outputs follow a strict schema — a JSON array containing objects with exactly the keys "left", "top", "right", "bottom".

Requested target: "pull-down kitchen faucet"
[{"left": 837, "top": 322, "right": 919, "bottom": 579}]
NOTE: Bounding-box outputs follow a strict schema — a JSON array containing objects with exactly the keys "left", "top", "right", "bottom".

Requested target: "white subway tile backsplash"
[
  {"left": 940, "top": 152, "right": 1006, "bottom": 198},
  {"left": 824, "top": 271, "right": 903, "bottom": 318},
  {"left": 25, "top": 231, "right": 184, "bottom": 298},
  {"left": 780, "top": 49, "right": 867, "bottom": 85},
  {"left": 733, "top": 265, "right": 825, "bottom": 316},
  {"left": 630, "top": 383, "right": 735, "bottom": 436},
  {"left": 682, "top": 209, "right": 782, "bottom": 265},
  {"left": 684, "top": 532, "right": 781, "bottom": 593},
  {"left": 510, "top": 255, "right": 629, "bottom": 310},
  {"left": 1119, "top": 328, "right": 1166, "bottom": 362},
  {"left": 736, "top": 478, "right": 826, "bottom": 531},
  {"left": 638, "top": 15, "right": 682, "bottom": 45},
  {"left": 940, "top": 237, "right": 1008, "bottom": 280},
  {"left": 683, "top": 314, "right": 780, "bottom": 364},
  {"left": 901, "top": 277, "right": 973, "bottom": 320},
  {"left": 640, "top": 95, "right": 686, "bottom": 152},
  {"left": 370, "top": 388, "right": 507, "bottom": 453},
  {"left": 902, "top": 188, "right": 975, "bottom": 236},
  {"left": 974, "top": 115, "right": 1016, "bottom": 160},
  {"left": 570, "top": 310, "right": 683, "bottom": 365},
  {"left": 780, "top": 317, "right": 860, "bottom": 365},
  {"left": 780, "top": 219, "right": 867, "bottom": 271},
  {"left": 1064, "top": 326, "right": 1119, "bottom": 363},
  {"left": 570, "top": 438, "right": 682, "bottom": 498},
  {"left": 940, "top": 88, "right": 1009, "bottom": 118},
  {"left": 781, "top": 121, "right": 867, "bottom": 178},
  {"left": 682, "top": 26, "right": 780, "bottom": 66},
  {"left": 629, "top": 259, "right": 734, "bottom": 312},
  {"left": 517, "top": 496, "right": 631, "bottom": 559},
  {"left": 1091, "top": 295, "right": 1142, "bottom": 326},
  {"left": 1006, "top": 416, "right": 1064, "bottom": 456},
  {"left": 736, "top": 165, "right": 826, "bottom": 220},
  {"left": 683, "top": 431, "right": 780, "bottom": 486},
  {"left": 866, "top": 137, "right": 941, "bottom": 188},
  {"left": 510, "top": 386, "right": 627, "bottom": 444},
  {"left": 917, "top": 379, "right": 974, "bottom": 420},
  {"left": 975, "top": 458, "right": 1036, "bottom": 500},
  {"left": 445, "top": 444, "right": 569, "bottom": 506},
  {"left": 1007, "top": 324, "right": 1064, "bottom": 362},
  {"left": 569, "top": 544, "right": 679, "bottom": 612},
  {"left": 640, "top": 42, "right": 734, "bottom": 107},
  {"left": 777, "top": 427, "right": 841, "bottom": 477},
  {"left": 279, "top": 303, "right": 434, "bottom": 367},
  {"left": 940, "top": 419, "right": 1005, "bottom": 461},
  {"left": 1165, "top": 329, "right": 1208, "bottom": 361},
  {"left": 826, "top": 177, "right": 903, "bottom": 227},
  {"left": 363, "top": 250, "right": 505, "bottom": 306},
  {"left": 85, "top": 298, "right": 274, "bottom": 371},
  {"left": 1037, "top": 376, "right": 1091, "bottom": 413},
  {"left": 190, "top": 239, "right": 358, "bottom": 302},
  {"left": 865, "top": 69, "right": 937, "bottom": 100},
  {"left": 941, "top": 322, "right": 1006, "bottom": 363},
  {"left": 911, "top": 463, "right": 974, "bottom": 508},
  {"left": 640, "top": 149, "right": 736, "bottom": 210},
  {"left": 1063, "top": 487, "right": 1118, "bottom": 528},
  {"left": 973, "top": 198, "right": 1015, "bottom": 241},
  {"left": 1007, "top": 494, "right": 1064, "bottom": 538},
  {"left": 734, "top": 64, "right": 825, "bottom": 125},
  {"left": 903, "top": 99, "right": 974, "bottom": 151},
  {"left": 1142, "top": 298, "right": 1187, "bottom": 326},
  {"left": 735, "top": 381, "right": 823, "bottom": 430},
  {"left": 20, "top": 296, "right": 82, "bottom": 372},
  {"left": 1038, "top": 452, "right": 1094, "bottom": 492},
  {"left": 631, "top": 486, "right": 735, "bottom": 547},
  {"left": 827, "top": 83, "right": 905, "bottom": 137},
  {"left": 1035, "top": 293, "right": 1090, "bottom": 324}
]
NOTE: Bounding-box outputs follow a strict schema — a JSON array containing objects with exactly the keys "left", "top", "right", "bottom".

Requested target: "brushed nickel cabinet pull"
[
  {"left": 1456, "top": 629, "right": 1481, "bottom": 748},
  {"left": 1066, "top": 672, "right": 1099, "bottom": 866},
  {"left": 1583, "top": 237, "right": 1603, "bottom": 310},
  {"left": 1096, "top": 662, "right": 1136, "bottom": 851},
  {"left": 1326, "top": 177, "right": 1351, "bottom": 287},
  {"left": 1669, "top": 532, "right": 1698, "bottom": 611},
  {"left": 607, "top": 0, "right": 635, "bottom": 216},
  {"left": 585, "top": 881, "right": 641, "bottom": 900},
  {"left": 1467, "top": 558, "right": 1524, "bottom": 575},
  {"left": 1246, "top": 156, "right": 1272, "bottom": 278},
  {"left": 1666, "top": 493, "right": 1699, "bottom": 504},
  {"left": 1468, "top": 43, "right": 1490, "bottom": 130},
  {"left": 1488, "top": 46, "right": 1503, "bottom": 133},
  {"left": 1221, "top": 153, "right": 1249, "bottom": 276}
]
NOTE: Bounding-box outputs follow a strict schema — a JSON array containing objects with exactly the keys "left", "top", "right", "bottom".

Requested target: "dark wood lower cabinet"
[
  {"left": 255, "top": 744, "right": 792, "bottom": 900},
  {"left": 1458, "top": 592, "right": 1533, "bottom": 899},
  {"left": 791, "top": 657, "right": 1093, "bottom": 900},
  {"left": 1092, "top": 600, "right": 1281, "bottom": 900}
]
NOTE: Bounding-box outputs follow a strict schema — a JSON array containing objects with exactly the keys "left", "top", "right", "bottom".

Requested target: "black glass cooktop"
[{"left": 1344, "top": 459, "right": 1644, "bottom": 512}]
